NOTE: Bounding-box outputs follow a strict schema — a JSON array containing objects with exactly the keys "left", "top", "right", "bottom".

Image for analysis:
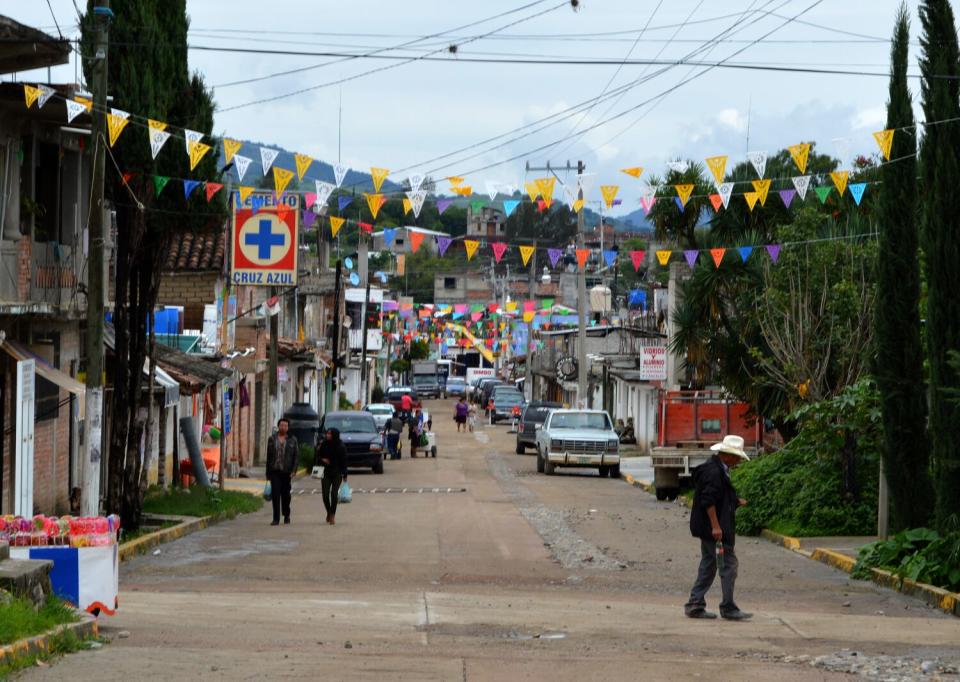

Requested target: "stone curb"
[
  {"left": 0, "top": 611, "right": 98, "bottom": 666},
  {"left": 118, "top": 514, "right": 220, "bottom": 562},
  {"left": 619, "top": 473, "right": 960, "bottom": 618}
]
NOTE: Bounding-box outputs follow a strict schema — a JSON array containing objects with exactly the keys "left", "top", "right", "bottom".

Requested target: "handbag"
[
  {"left": 338, "top": 480, "right": 352, "bottom": 503},
  {"left": 262, "top": 481, "right": 272, "bottom": 501},
  {"left": 419, "top": 432, "right": 429, "bottom": 447}
]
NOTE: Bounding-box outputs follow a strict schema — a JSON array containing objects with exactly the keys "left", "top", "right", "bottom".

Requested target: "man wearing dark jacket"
[
  {"left": 266, "top": 418, "right": 299, "bottom": 526},
  {"left": 685, "top": 435, "right": 752, "bottom": 621}
]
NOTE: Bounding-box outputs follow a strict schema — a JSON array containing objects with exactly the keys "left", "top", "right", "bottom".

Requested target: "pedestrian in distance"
[
  {"left": 467, "top": 402, "right": 477, "bottom": 432},
  {"left": 316, "top": 428, "right": 348, "bottom": 525},
  {"left": 684, "top": 434, "right": 752, "bottom": 621},
  {"left": 409, "top": 407, "right": 426, "bottom": 457},
  {"left": 454, "top": 396, "right": 469, "bottom": 432},
  {"left": 266, "top": 418, "right": 299, "bottom": 526},
  {"left": 387, "top": 411, "right": 404, "bottom": 459}
]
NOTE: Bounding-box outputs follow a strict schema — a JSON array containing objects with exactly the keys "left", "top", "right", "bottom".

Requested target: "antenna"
[
  {"left": 745, "top": 95, "right": 752, "bottom": 155},
  {"left": 338, "top": 87, "right": 343, "bottom": 163}
]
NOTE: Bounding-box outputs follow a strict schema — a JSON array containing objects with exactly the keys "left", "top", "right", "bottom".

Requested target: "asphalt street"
[{"left": 25, "top": 399, "right": 960, "bottom": 681}]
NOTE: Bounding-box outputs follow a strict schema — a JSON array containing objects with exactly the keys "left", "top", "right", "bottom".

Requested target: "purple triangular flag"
[
  {"left": 766, "top": 244, "right": 781, "bottom": 263},
  {"left": 183, "top": 179, "right": 200, "bottom": 199},
  {"left": 338, "top": 196, "right": 353, "bottom": 212},
  {"left": 437, "top": 198, "right": 453, "bottom": 215},
  {"left": 778, "top": 189, "right": 796, "bottom": 209},
  {"left": 437, "top": 236, "right": 452, "bottom": 257},
  {"left": 675, "top": 196, "right": 685, "bottom": 213},
  {"left": 684, "top": 249, "right": 699, "bottom": 267},
  {"left": 301, "top": 208, "right": 317, "bottom": 228},
  {"left": 547, "top": 248, "right": 563, "bottom": 269}
]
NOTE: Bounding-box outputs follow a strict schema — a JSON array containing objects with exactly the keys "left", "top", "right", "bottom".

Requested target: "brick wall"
[{"left": 17, "top": 236, "right": 32, "bottom": 300}]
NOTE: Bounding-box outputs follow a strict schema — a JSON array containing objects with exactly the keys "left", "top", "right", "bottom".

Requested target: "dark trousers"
[
  {"left": 268, "top": 472, "right": 292, "bottom": 523},
  {"left": 684, "top": 539, "right": 739, "bottom": 615},
  {"left": 322, "top": 473, "right": 343, "bottom": 516},
  {"left": 387, "top": 433, "right": 400, "bottom": 459}
]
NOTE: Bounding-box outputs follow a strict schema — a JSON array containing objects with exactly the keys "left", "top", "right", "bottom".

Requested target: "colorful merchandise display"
[{"left": 0, "top": 514, "right": 121, "bottom": 548}]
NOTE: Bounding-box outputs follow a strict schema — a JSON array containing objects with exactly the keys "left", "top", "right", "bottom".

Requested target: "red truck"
[{"left": 651, "top": 391, "right": 766, "bottom": 500}]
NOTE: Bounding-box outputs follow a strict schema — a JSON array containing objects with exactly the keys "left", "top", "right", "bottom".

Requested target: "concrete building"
[{"left": 466, "top": 205, "right": 505, "bottom": 239}]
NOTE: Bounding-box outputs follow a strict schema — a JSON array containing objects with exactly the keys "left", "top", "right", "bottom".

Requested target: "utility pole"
[
  {"left": 358, "top": 277, "right": 371, "bottom": 408},
  {"left": 329, "top": 258, "right": 343, "bottom": 412},
  {"left": 268, "top": 286, "right": 279, "bottom": 427},
  {"left": 524, "top": 239, "right": 537, "bottom": 402},
  {"left": 82, "top": 0, "right": 111, "bottom": 517}
]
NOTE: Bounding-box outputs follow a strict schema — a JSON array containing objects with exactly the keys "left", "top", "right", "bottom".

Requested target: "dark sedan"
[
  {"left": 319, "top": 412, "right": 384, "bottom": 474},
  {"left": 516, "top": 401, "right": 562, "bottom": 453}
]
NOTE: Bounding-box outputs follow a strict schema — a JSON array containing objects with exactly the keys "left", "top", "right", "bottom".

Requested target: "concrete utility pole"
[
  {"left": 524, "top": 239, "right": 537, "bottom": 402},
  {"left": 268, "top": 286, "right": 279, "bottom": 426},
  {"left": 82, "top": 0, "right": 111, "bottom": 517}
]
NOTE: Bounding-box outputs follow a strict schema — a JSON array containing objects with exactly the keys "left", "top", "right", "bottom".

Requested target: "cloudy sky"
[{"left": 6, "top": 0, "right": 930, "bottom": 215}]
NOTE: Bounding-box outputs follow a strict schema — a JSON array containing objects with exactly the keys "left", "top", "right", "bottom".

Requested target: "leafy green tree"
[
  {"left": 874, "top": 6, "right": 934, "bottom": 530},
  {"left": 82, "top": 1, "right": 227, "bottom": 529},
  {"left": 918, "top": 0, "right": 960, "bottom": 529}
]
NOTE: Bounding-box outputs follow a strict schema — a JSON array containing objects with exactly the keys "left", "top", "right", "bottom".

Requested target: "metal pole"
[
  {"left": 576, "top": 160, "right": 588, "bottom": 408},
  {"left": 82, "top": 0, "right": 111, "bottom": 517}
]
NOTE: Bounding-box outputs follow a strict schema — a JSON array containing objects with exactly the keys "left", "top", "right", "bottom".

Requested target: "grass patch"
[
  {"left": 0, "top": 628, "right": 102, "bottom": 678},
  {"left": 0, "top": 596, "right": 78, "bottom": 646},
  {"left": 142, "top": 485, "right": 263, "bottom": 518}
]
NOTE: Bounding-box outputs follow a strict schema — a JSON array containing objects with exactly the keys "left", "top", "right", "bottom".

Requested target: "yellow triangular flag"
[
  {"left": 457, "top": 185, "right": 472, "bottom": 196},
  {"left": 23, "top": 84, "right": 42, "bottom": 108},
  {"left": 704, "top": 156, "right": 727, "bottom": 185},
  {"left": 572, "top": 198, "right": 584, "bottom": 213},
  {"left": 448, "top": 176, "right": 464, "bottom": 187},
  {"left": 148, "top": 119, "right": 166, "bottom": 133},
  {"left": 656, "top": 250, "right": 672, "bottom": 266},
  {"left": 330, "top": 216, "right": 345, "bottom": 238},
  {"left": 273, "top": 166, "right": 295, "bottom": 197},
  {"left": 505, "top": 301, "right": 517, "bottom": 313},
  {"left": 370, "top": 167, "right": 390, "bottom": 193},
  {"left": 873, "top": 129, "right": 894, "bottom": 161},
  {"left": 830, "top": 170, "right": 849, "bottom": 196},
  {"left": 238, "top": 186, "right": 254, "bottom": 204},
  {"left": 600, "top": 185, "right": 619, "bottom": 208},
  {"left": 295, "top": 153, "right": 313, "bottom": 181},
  {"left": 76, "top": 96, "right": 93, "bottom": 113},
  {"left": 788, "top": 143, "right": 810, "bottom": 174},
  {"left": 188, "top": 141, "right": 211, "bottom": 171},
  {"left": 674, "top": 183, "right": 694, "bottom": 207},
  {"left": 464, "top": 239, "right": 480, "bottom": 261},
  {"left": 525, "top": 181, "right": 540, "bottom": 203},
  {"left": 519, "top": 245, "right": 536, "bottom": 267},
  {"left": 523, "top": 311, "right": 535, "bottom": 323},
  {"left": 223, "top": 138, "right": 242, "bottom": 165},
  {"left": 752, "top": 179, "right": 771, "bottom": 206},
  {"left": 534, "top": 177, "right": 556, "bottom": 204},
  {"left": 364, "top": 193, "right": 385, "bottom": 220},
  {"left": 620, "top": 166, "right": 644, "bottom": 179},
  {"left": 402, "top": 197, "right": 412, "bottom": 215},
  {"left": 106, "top": 109, "right": 130, "bottom": 147},
  {"left": 744, "top": 191, "right": 759, "bottom": 211}
]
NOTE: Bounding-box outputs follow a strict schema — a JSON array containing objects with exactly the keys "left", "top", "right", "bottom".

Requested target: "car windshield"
[
  {"left": 324, "top": 416, "right": 377, "bottom": 434},
  {"left": 412, "top": 376, "right": 436, "bottom": 384},
  {"left": 366, "top": 406, "right": 393, "bottom": 414},
  {"left": 550, "top": 413, "right": 612, "bottom": 430},
  {"left": 523, "top": 407, "right": 553, "bottom": 423},
  {"left": 447, "top": 379, "right": 465, "bottom": 386},
  {"left": 494, "top": 392, "right": 523, "bottom": 404},
  {"left": 386, "top": 389, "right": 411, "bottom": 398}
]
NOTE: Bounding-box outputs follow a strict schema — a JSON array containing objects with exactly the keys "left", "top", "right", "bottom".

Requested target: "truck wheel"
[
  {"left": 515, "top": 441, "right": 525, "bottom": 454},
  {"left": 598, "top": 466, "right": 609, "bottom": 478},
  {"left": 536, "top": 450, "right": 545, "bottom": 473},
  {"left": 373, "top": 457, "right": 384, "bottom": 474},
  {"left": 655, "top": 487, "right": 668, "bottom": 501},
  {"left": 609, "top": 464, "right": 621, "bottom": 479}
]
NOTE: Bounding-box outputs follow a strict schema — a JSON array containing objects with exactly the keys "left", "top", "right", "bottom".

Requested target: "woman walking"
[
  {"left": 315, "top": 428, "right": 348, "bottom": 525},
  {"left": 454, "top": 397, "right": 469, "bottom": 432}
]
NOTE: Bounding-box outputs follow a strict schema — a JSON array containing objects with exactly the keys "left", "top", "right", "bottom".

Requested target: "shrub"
[
  {"left": 731, "top": 379, "right": 880, "bottom": 536},
  {"left": 853, "top": 525, "right": 960, "bottom": 592},
  {"left": 371, "top": 384, "right": 385, "bottom": 403}
]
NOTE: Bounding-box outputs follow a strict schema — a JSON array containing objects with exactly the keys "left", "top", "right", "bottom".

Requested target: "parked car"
[
  {"left": 515, "top": 401, "right": 563, "bottom": 453},
  {"left": 535, "top": 409, "right": 620, "bottom": 478},
  {"left": 363, "top": 403, "right": 395, "bottom": 431},
  {"left": 411, "top": 372, "right": 443, "bottom": 399},
  {"left": 445, "top": 376, "right": 467, "bottom": 397},
  {"left": 319, "top": 411, "right": 384, "bottom": 474},
  {"left": 489, "top": 388, "right": 525, "bottom": 423},
  {"left": 478, "top": 379, "right": 505, "bottom": 409},
  {"left": 384, "top": 386, "right": 420, "bottom": 412}
]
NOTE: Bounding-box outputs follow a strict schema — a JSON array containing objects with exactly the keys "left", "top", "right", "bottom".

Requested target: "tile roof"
[{"left": 164, "top": 229, "right": 226, "bottom": 272}]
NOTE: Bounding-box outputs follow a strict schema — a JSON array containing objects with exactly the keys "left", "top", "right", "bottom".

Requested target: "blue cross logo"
[{"left": 244, "top": 218, "right": 285, "bottom": 260}]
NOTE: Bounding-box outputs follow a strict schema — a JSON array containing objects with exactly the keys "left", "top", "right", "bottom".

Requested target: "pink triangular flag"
[
  {"left": 629, "top": 250, "right": 646, "bottom": 272},
  {"left": 640, "top": 196, "right": 656, "bottom": 215},
  {"left": 492, "top": 242, "right": 508, "bottom": 263}
]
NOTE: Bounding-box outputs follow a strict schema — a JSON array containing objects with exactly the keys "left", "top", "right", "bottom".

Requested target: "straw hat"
[{"left": 710, "top": 435, "right": 750, "bottom": 460}]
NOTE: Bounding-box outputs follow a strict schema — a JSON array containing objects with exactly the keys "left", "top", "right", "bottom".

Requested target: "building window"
[
  {"left": 444, "top": 277, "right": 457, "bottom": 290},
  {"left": 396, "top": 238, "right": 405, "bottom": 247},
  {"left": 700, "top": 418, "right": 721, "bottom": 434}
]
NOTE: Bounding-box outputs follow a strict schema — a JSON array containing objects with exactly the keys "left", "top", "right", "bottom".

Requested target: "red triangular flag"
[
  {"left": 359, "top": 221, "right": 373, "bottom": 234},
  {"left": 710, "top": 248, "right": 725, "bottom": 268},
  {"left": 492, "top": 242, "right": 508, "bottom": 263},
  {"left": 576, "top": 248, "right": 590, "bottom": 269},
  {"left": 276, "top": 205, "right": 291, "bottom": 223},
  {"left": 630, "top": 250, "right": 646, "bottom": 272},
  {"left": 708, "top": 194, "right": 723, "bottom": 212},
  {"left": 410, "top": 231, "right": 425, "bottom": 253},
  {"left": 205, "top": 182, "right": 223, "bottom": 202},
  {"left": 536, "top": 199, "right": 547, "bottom": 213},
  {"left": 122, "top": 172, "right": 135, "bottom": 185}
]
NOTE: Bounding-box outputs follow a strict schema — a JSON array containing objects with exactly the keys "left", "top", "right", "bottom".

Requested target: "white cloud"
[
  {"left": 716, "top": 108, "right": 748, "bottom": 133},
  {"left": 850, "top": 105, "right": 886, "bottom": 131}
]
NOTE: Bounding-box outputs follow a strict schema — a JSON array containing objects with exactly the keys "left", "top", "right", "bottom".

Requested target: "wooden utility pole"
[{"left": 82, "top": 0, "right": 111, "bottom": 517}]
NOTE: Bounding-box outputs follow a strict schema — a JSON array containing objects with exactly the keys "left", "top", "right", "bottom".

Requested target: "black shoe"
[
  {"left": 270, "top": 521, "right": 280, "bottom": 526},
  {"left": 685, "top": 609, "right": 718, "bottom": 619},
  {"left": 284, "top": 517, "right": 290, "bottom": 524},
  {"left": 721, "top": 610, "right": 753, "bottom": 621}
]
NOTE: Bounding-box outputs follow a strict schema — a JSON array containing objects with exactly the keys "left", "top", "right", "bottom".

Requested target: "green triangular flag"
[
  {"left": 814, "top": 186, "right": 832, "bottom": 204},
  {"left": 470, "top": 200, "right": 485, "bottom": 213},
  {"left": 541, "top": 298, "right": 554, "bottom": 310},
  {"left": 154, "top": 175, "right": 171, "bottom": 196}
]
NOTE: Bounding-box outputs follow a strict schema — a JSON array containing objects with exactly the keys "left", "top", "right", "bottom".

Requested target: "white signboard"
[
  {"left": 15, "top": 359, "right": 35, "bottom": 516},
  {"left": 639, "top": 344, "right": 667, "bottom": 381}
]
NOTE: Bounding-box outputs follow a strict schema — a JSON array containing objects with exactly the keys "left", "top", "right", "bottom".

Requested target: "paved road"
[{"left": 27, "top": 400, "right": 960, "bottom": 680}]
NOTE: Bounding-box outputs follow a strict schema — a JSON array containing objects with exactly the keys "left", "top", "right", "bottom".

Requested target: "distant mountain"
[{"left": 618, "top": 207, "right": 655, "bottom": 232}]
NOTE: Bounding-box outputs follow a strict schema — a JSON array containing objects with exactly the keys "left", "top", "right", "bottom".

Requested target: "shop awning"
[{"left": 1, "top": 339, "right": 86, "bottom": 419}]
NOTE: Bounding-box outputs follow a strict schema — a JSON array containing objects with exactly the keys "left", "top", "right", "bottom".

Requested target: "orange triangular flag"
[
  {"left": 276, "top": 205, "right": 291, "bottom": 224},
  {"left": 464, "top": 239, "right": 480, "bottom": 261},
  {"left": 752, "top": 179, "right": 771, "bottom": 206},
  {"left": 448, "top": 176, "right": 464, "bottom": 187},
  {"left": 273, "top": 166, "right": 295, "bottom": 197},
  {"left": 744, "top": 191, "right": 759, "bottom": 211},
  {"left": 364, "top": 193, "right": 385, "bottom": 220},
  {"left": 600, "top": 185, "right": 619, "bottom": 208},
  {"left": 370, "top": 167, "right": 390, "bottom": 193},
  {"left": 620, "top": 166, "right": 644, "bottom": 179},
  {"left": 873, "top": 129, "right": 894, "bottom": 160},
  {"left": 830, "top": 170, "right": 849, "bottom": 196},
  {"left": 330, "top": 216, "right": 345, "bottom": 238},
  {"left": 575, "top": 248, "right": 590, "bottom": 269},
  {"left": 710, "top": 248, "right": 725, "bottom": 268},
  {"left": 708, "top": 194, "right": 723, "bottom": 212},
  {"left": 295, "top": 153, "right": 313, "bottom": 181},
  {"left": 674, "top": 183, "right": 694, "bottom": 207},
  {"left": 410, "top": 231, "right": 425, "bottom": 253}
]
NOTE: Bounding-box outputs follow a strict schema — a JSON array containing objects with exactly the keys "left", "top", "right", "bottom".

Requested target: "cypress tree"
[
  {"left": 918, "top": 0, "right": 960, "bottom": 529},
  {"left": 874, "top": 6, "right": 933, "bottom": 530}
]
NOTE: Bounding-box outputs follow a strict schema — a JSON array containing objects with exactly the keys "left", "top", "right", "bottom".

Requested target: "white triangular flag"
[
  {"left": 315, "top": 180, "right": 335, "bottom": 208},
  {"left": 333, "top": 163, "right": 349, "bottom": 188},
  {"left": 717, "top": 182, "right": 734, "bottom": 209},
  {"left": 65, "top": 99, "right": 86, "bottom": 123},
  {"left": 233, "top": 154, "right": 252, "bottom": 182},
  {"left": 792, "top": 175, "right": 811, "bottom": 201},
  {"left": 746, "top": 150, "right": 767, "bottom": 178},
  {"left": 37, "top": 85, "right": 56, "bottom": 108},
  {"left": 407, "top": 189, "right": 427, "bottom": 219},
  {"left": 407, "top": 173, "right": 424, "bottom": 193},
  {"left": 563, "top": 185, "right": 578, "bottom": 206},
  {"left": 260, "top": 147, "right": 279, "bottom": 174},
  {"left": 485, "top": 181, "right": 500, "bottom": 201},
  {"left": 184, "top": 129, "right": 204, "bottom": 156},
  {"left": 666, "top": 161, "right": 689, "bottom": 174},
  {"left": 149, "top": 125, "right": 171, "bottom": 160},
  {"left": 576, "top": 172, "right": 595, "bottom": 198}
]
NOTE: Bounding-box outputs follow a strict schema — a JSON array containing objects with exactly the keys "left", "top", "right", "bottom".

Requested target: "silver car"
[
  {"left": 363, "top": 403, "right": 395, "bottom": 431},
  {"left": 535, "top": 409, "right": 621, "bottom": 478}
]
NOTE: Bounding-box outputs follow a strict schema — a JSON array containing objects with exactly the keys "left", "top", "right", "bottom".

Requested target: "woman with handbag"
[{"left": 315, "top": 428, "right": 348, "bottom": 525}]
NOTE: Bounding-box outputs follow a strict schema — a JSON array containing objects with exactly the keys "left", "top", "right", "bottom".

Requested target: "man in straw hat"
[{"left": 684, "top": 435, "right": 752, "bottom": 621}]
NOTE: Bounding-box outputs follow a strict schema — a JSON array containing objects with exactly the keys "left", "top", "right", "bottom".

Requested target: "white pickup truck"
[{"left": 535, "top": 409, "right": 621, "bottom": 478}]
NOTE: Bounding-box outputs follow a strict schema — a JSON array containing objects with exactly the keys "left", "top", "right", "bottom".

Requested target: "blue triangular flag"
[
  {"left": 383, "top": 227, "right": 396, "bottom": 246},
  {"left": 183, "top": 179, "right": 200, "bottom": 199},
  {"left": 675, "top": 196, "right": 685, "bottom": 213},
  {"left": 338, "top": 196, "right": 353, "bottom": 212},
  {"left": 503, "top": 200, "right": 520, "bottom": 217},
  {"left": 737, "top": 246, "right": 753, "bottom": 263},
  {"left": 848, "top": 182, "right": 867, "bottom": 206},
  {"left": 603, "top": 250, "right": 617, "bottom": 268}
]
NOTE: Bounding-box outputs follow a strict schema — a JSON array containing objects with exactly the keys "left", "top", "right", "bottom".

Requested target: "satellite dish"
[
  {"left": 349, "top": 272, "right": 360, "bottom": 286},
  {"left": 344, "top": 257, "right": 354, "bottom": 270},
  {"left": 344, "top": 316, "right": 353, "bottom": 329}
]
